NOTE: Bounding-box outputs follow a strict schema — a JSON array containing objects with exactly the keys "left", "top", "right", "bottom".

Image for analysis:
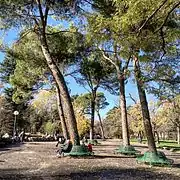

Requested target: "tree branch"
[
  {"left": 128, "top": 93, "right": 137, "bottom": 104},
  {"left": 99, "top": 48, "right": 117, "bottom": 67},
  {"left": 155, "top": 2, "right": 180, "bottom": 32},
  {"left": 160, "top": 28, "right": 166, "bottom": 56},
  {"left": 15, "top": 29, "right": 32, "bottom": 44},
  {"left": 86, "top": 48, "right": 118, "bottom": 55},
  {"left": 123, "top": 55, "right": 131, "bottom": 71},
  {"left": 87, "top": 73, "right": 94, "bottom": 90},
  {"left": 36, "top": 0, "right": 45, "bottom": 31},
  {"left": 159, "top": 77, "right": 180, "bottom": 84},
  {"left": 46, "top": 31, "right": 79, "bottom": 36},
  {"left": 64, "top": 70, "right": 80, "bottom": 77},
  {"left": 44, "top": 1, "right": 50, "bottom": 27},
  {"left": 138, "top": 0, "right": 168, "bottom": 34}
]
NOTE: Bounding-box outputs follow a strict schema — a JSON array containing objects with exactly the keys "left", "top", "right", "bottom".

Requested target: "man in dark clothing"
[
  {"left": 56, "top": 136, "right": 66, "bottom": 147},
  {"left": 57, "top": 139, "right": 73, "bottom": 157}
]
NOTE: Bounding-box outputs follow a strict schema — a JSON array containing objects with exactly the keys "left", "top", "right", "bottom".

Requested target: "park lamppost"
[{"left": 13, "top": 111, "right": 19, "bottom": 136}]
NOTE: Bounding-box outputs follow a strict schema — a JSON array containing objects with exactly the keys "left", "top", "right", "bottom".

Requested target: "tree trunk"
[
  {"left": 56, "top": 86, "right": 69, "bottom": 140},
  {"left": 177, "top": 127, "right": 180, "bottom": 144},
  {"left": 162, "top": 132, "right": 165, "bottom": 140},
  {"left": 97, "top": 110, "right": 105, "bottom": 139},
  {"left": 90, "top": 89, "right": 98, "bottom": 140},
  {"left": 154, "top": 131, "right": 160, "bottom": 144},
  {"left": 118, "top": 76, "right": 130, "bottom": 146},
  {"left": 134, "top": 56, "right": 157, "bottom": 153},
  {"left": 40, "top": 37, "right": 80, "bottom": 145},
  {"left": 160, "top": 132, "right": 162, "bottom": 140},
  {"left": 101, "top": 45, "right": 130, "bottom": 146},
  {"left": 138, "top": 131, "right": 143, "bottom": 143},
  {"left": 90, "top": 98, "right": 96, "bottom": 140}
]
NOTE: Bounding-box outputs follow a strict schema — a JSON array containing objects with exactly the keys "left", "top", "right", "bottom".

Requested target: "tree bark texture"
[
  {"left": 56, "top": 86, "right": 70, "bottom": 140},
  {"left": 90, "top": 94, "right": 96, "bottom": 140},
  {"left": 35, "top": 1, "right": 80, "bottom": 145},
  {"left": 177, "top": 127, "right": 180, "bottom": 145},
  {"left": 154, "top": 131, "right": 160, "bottom": 144},
  {"left": 40, "top": 38, "right": 80, "bottom": 145},
  {"left": 118, "top": 75, "right": 130, "bottom": 146},
  {"left": 133, "top": 56, "right": 157, "bottom": 153},
  {"left": 97, "top": 110, "right": 105, "bottom": 139}
]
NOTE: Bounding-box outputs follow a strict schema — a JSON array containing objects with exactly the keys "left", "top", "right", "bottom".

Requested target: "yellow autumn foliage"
[
  {"left": 128, "top": 103, "right": 144, "bottom": 134},
  {"left": 75, "top": 111, "right": 90, "bottom": 138}
]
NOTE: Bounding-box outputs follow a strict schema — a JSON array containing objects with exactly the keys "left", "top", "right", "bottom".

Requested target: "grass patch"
[
  {"left": 158, "top": 141, "right": 180, "bottom": 148},
  {"left": 130, "top": 139, "right": 147, "bottom": 144},
  {"left": 130, "top": 139, "right": 180, "bottom": 150},
  {"left": 156, "top": 141, "right": 180, "bottom": 152}
]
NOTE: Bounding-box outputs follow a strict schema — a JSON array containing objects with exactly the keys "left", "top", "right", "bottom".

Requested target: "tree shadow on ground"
[
  {"left": 66, "top": 154, "right": 136, "bottom": 159},
  {"left": 68, "top": 168, "right": 180, "bottom": 180},
  {"left": 97, "top": 144, "right": 120, "bottom": 147},
  {"left": 94, "top": 155, "right": 136, "bottom": 159},
  {"left": 167, "top": 154, "right": 180, "bottom": 160},
  {"left": 172, "top": 163, "right": 180, "bottom": 168},
  {"left": 0, "top": 167, "right": 179, "bottom": 180},
  {"left": 98, "top": 144, "right": 148, "bottom": 148},
  {"left": 93, "top": 149, "right": 117, "bottom": 153},
  {"left": 0, "top": 142, "right": 24, "bottom": 149},
  {"left": 0, "top": 143, "right": 24, "bottom": 155},
  {"left": 133, "top": 144, "right": 148, "bottom": 148}
]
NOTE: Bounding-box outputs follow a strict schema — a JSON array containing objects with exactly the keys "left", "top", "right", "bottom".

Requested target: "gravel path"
[{"left": 0, "top": 140, "right": 179, "bottom": 180}]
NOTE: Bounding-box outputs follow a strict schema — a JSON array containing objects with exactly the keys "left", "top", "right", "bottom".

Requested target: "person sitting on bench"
[{"left": 57, "top": 139, "right": 73, "bottom": 157}]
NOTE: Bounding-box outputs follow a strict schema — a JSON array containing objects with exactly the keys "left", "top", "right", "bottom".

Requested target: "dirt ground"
[{"left": 0, "top": 139, "right": 180, "bottom": 180}]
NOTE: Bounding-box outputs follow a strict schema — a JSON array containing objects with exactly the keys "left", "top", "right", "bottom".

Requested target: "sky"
[
  {"left": 64, "top": 75, "right": 156, "bottom": 118},
  {"left": 0, "top": 25, "right": 156, "bottom": 119}
]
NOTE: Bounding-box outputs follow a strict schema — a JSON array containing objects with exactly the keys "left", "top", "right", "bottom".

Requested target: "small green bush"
[{"left": 44, "top": 121, "right": 55, "bottom": 135}]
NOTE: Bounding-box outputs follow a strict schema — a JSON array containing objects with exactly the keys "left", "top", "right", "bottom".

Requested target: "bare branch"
[
  {"left": 83, "top": 86, "right": 91, "bottom": 94},
  {"left": 65, "top": 69, "right": 80, "bottom": 77},
  {"left": 128, "top": 93, "right": 137, "bottom": 104},
  {"left": 73, "top": 76, "right": 91, "bottom": 93}
]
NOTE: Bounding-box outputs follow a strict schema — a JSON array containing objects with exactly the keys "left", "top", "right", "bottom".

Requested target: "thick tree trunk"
[
  {"left": 118, "top": 76, "right": 130, "bottom": 146},
  {"left": 56, "top": 86, "right": 69, "bottom": 140},
  {"left": 40, "top": 39, "right": 80, "bottom": 145},
  {"left": 97, "top": 110, "right": 105, "bottom": 139},
  {"left": 177, "top": 127, "right": 180, "bottom": 145},
  {"left": 134, "top": 56, "right": 157, "bottom": 153}
]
